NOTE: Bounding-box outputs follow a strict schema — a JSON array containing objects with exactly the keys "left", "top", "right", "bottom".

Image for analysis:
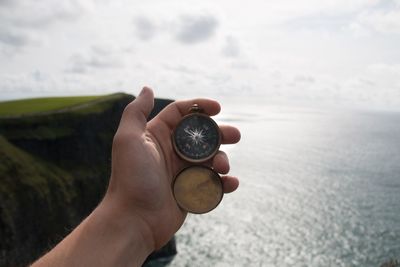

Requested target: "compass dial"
[{"left": 173, "top": 113, "right": 221, "bottom": 162}]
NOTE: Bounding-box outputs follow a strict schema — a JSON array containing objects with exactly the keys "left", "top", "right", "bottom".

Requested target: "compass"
[
  {"left": 172, "top": 104, "right": 223, "bottom": 214},
  {"left": 172, "top": 104, "right": 221, "bottom": 163}
]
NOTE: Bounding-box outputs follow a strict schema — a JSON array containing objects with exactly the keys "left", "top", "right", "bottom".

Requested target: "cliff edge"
[{"left": 0, "top": 93, "right": 175, "bottom": 266}]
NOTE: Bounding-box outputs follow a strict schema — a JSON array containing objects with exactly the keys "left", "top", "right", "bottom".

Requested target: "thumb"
[{"left": 120, "top": 87, "right": 154, "bottom": 132}]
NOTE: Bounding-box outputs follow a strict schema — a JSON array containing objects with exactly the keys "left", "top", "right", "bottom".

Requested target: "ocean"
[{"left": 169, "top": 104, "right": 400, "bottom": 267}]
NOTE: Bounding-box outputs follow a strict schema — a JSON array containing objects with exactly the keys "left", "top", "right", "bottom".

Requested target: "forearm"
[{"left": 31, "top": 196, "right": 155, "bottom": 267}]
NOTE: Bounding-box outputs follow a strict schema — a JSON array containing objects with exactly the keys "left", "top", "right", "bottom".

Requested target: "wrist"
[
  {"left": 32, "top": 193, "right": 155, "bottom": 267},
  {"left": 97, "top": 195, "right": 155, "bottom": 260},
  {"left": 78, "top": 195, "right": 154, "bottom": 266}
]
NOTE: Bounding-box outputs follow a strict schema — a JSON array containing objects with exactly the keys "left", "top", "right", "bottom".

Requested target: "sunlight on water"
[{"left": 170, "top": 103, "right": 400, "bottom": 267}]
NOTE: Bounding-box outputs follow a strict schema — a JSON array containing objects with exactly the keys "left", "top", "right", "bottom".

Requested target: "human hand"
[
  {"left": 104, "top": 87, "right": 241, "bottom": 251},
  {"left": 30, "top": 87, "right": 240, "bottom": 267}
]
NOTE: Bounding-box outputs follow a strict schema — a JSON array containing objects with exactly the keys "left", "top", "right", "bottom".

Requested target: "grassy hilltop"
[
  {"left": 0, "top": 93, "right": 175, "bottom": 266},
  {"left": 0, "top": 95, "right": 103, "bottom": 116}
]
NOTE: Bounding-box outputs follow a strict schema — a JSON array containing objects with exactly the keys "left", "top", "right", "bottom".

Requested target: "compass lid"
[{"left": 173, "top": 166, "right": 223, "bottom": 214}]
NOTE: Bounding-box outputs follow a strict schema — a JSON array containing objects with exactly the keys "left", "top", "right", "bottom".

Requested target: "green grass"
[
  {"left": 0, "top": 95, "right": 105, "bottom": 116},
  {"left": 69, "top": 93, "right": 131, "bottom": 115},
  {"left": 0, "top": 135, "right": 73, "bottom": 200},
  {"left": 0, "top": 93, "right": 132, "bottom": 141}
]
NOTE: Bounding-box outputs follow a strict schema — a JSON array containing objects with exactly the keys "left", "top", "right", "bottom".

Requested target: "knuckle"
[{"left": 123, "top": 102, "right": 136, "bottom": 114}]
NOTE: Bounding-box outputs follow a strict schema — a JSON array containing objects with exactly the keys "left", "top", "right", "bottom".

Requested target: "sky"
[{"left": 1, "top": 0, "right": 400, "bottom": 110}]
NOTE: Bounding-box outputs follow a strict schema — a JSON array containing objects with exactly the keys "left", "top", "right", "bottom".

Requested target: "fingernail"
[
  {"left": 140, "top": 86, "right": 152, "bottom": 97},
  {"left": 139, "top": 87, "right": 146, "bottom": 97}
]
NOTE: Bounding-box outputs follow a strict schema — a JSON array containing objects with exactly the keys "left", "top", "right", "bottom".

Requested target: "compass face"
[{"left": 173, "top": 113, "right": 221, "bottom": 162}]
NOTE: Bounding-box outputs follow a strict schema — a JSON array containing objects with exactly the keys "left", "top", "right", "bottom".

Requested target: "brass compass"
[
  {"left": 172, "top": 104, "right": 221, "bottom": 163},
  {"left": 172, "top": 104, "right": 223, "bottom": 214}
]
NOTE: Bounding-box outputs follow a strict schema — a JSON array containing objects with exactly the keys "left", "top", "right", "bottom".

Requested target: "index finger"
[{"left": 152, "top": 98, "right": 221, "bottom": 130}]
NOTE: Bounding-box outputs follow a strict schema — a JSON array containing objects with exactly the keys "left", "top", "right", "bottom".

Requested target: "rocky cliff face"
[{"left": 0, "top": 93, "right": 175, "bottom": 266}]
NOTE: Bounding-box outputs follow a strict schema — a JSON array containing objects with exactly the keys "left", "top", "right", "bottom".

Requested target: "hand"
[
  {"left": 105, "top": 87, "right": 241, "bottom": 250},
  {"left": 31, "top": 87, "right": 241, "bottom": 267}
]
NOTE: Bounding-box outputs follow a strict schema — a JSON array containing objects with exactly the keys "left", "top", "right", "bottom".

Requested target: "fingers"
[
  {"left": 212, "top": 151, "right": 239, "bottom": 193},
  {"left": 221, "top": 176, "right": 239, "bottom": 193},
  {"left": 119, "top": 87, "right": 154, "bottom": 132},
  {"left": 213, "top": 151, "right": 229, "bottom": 174},
  {"left": 219, "top": 125, "right": 241, "bottom": 144},
  {"left": 154, "top": 98, "right": 221, "bottom": 130}
]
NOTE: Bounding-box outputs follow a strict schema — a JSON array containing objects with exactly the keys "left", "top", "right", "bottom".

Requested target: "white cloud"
[
  {"left": 0, "top": 0, "right": 90, "bottom": 28},
  {"left": 65, "top": 45, "right": 125, "bottom": 74},
  {"left": 354, "top": 9, "right": 400, "bottom": 34},
  {"left": 133, "top": 16, "right": 158, "bottom": 41},
  {"left": 293, "top": 74, "right": 316, "bottom": 84},
  {"left": 0, "top": 26, "right": 42, "bottom": 56},
  {"left": 173, "top": 14, "right": 219, "bottom": 44},
  {"left": 0, "top": 0, "right": 15, "bottom": 8},
  {"left": 0, "top": 71, "right": 57, "bottom": 93},
  {"left": 0, "top": 0, "right": 91, "bottom": 55},
  {"left": 132, "top": 12, "right": 220, "bottom": 45},
  {"left": 0, "top": 0, "right": 400, "bottom": 111},
  {"left": 0, "top": 27, "right": 30, "bottom": 47},
  {"left": 222, "top": 35, "right": 241, "bottom": 58},
  {"left": 162, "top": 63, "right": 203, "bottom": 75}
]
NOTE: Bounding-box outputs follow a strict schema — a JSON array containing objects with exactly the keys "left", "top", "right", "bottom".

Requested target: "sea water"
[{"left": 169, "top": 104, "right": 400, "bottom": 267}]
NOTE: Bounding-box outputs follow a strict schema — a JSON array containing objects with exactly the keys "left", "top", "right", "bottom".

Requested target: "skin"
[{"left": 31, "top": 87, "right": 241, "bottom": 267}]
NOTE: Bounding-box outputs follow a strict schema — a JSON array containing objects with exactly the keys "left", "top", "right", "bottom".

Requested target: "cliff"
[{"left": 0, "top": 93, "right": 175, "bottom": 266}]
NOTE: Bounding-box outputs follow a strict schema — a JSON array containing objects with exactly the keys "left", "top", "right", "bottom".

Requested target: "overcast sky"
[{"left": 1, "top": 0, "right": 400, "bottom": 110}]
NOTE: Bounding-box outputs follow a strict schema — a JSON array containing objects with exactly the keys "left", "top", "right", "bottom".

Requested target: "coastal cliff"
[{"left": 0, "top": 93, "right": 175, "bottom": 266}]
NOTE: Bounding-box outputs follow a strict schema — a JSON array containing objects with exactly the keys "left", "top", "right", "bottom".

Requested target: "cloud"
[
  {"left": 133, "top": 16, "right": 158, "bottom": 41},
  {"left": 65, "top": 45, "right": 125, "bottom": 74},
  {"left": 1, "top": 0, "right": 399, "bottom": 111},
  {"left": 163, "top": 63, "right": 202, "bottom": 75},
  {"left": 0, "top": 27, "right": 30, "bottom": 47},
  {"left": 0, "top": 0, "right": 14, "bottom": 7},
  {"left": 0, "top": 71, "right": 55, "bottom": 94},
  {"left": 0, "top": 0, "right": 20, "bottom": 11},
  {"left": 293, "top": 74, "right": 316, "bottom": 84},
  {"left": 0, "top": 26, "right": 40, "bottom": 55},
  {"left": 174, "top": 14, "right": 218, "bottom": 44},
  {"left": 0, "top": 0, "right": 88, "bottom": 29},
  {"left": 354, "top": 8, "right": 400, "bottom": 34},
  {"left": 222, "top": 35, "right": 241, "bottom": 58},
  {"left": 0, "top": 0, "right": 90, "bottom": 54},
  {"left": 347, "top": 2, "right": 400, "bottom": 35},
  {"left": 229, "top": 61, "right": 258, "bottom": 70},
  {"left": 132, "top": 12, "right": 220, "bottom": 45}
]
